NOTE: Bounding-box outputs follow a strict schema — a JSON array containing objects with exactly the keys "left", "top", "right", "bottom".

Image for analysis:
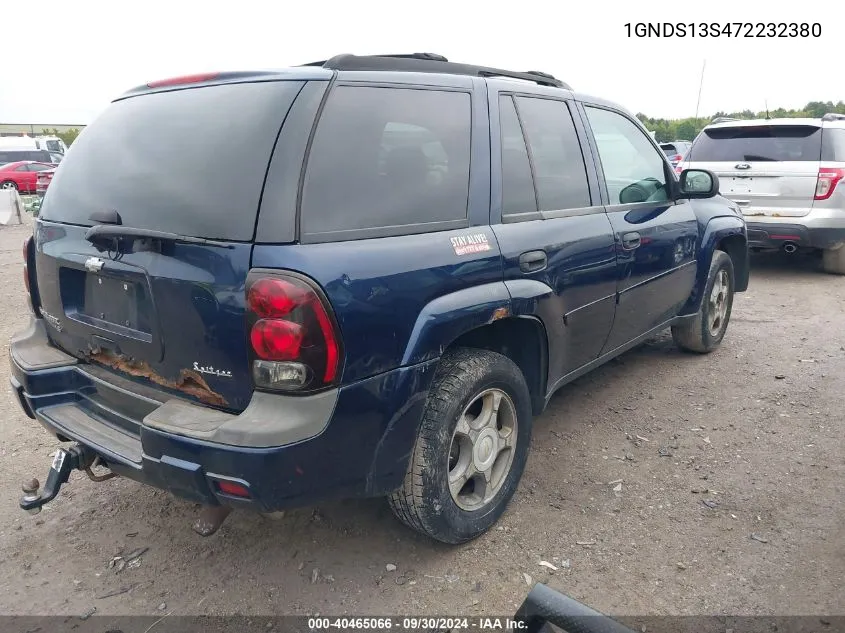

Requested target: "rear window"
[
  {"left": 822, "top": 128, "right": 845, "bottom": 162},
  {"left": 300, "top": 86, "right": 471, "bottom": 240},
  {"left": 40, "top": 81, "right": 305, "bottom": 241},
  {"left": 689, "top": 125, "right": 822, "bottom": 162},
  {"left": 660, "top": 144, "right": 677, "bottom": 155}
]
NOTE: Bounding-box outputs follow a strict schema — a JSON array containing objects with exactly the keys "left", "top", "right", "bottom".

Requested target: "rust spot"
[
  {"left": 88, "top": 351, "right": 228, "bottom": 407},
  {"left": 491, "top": 307, "right": 510, "bottom": 321}
]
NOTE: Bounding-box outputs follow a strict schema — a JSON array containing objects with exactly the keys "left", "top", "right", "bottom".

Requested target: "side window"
[
  {"left": 585, "top": 106, "right": 669, "bottom": 205},
  {"left": 15, "top": 164, "right": 29, "bottom": 172},
  {"left": 515, "top": 97, "right": 591, "bottom": 211},
  {"left": 301, "top": 86, "right": 472, "bottom": 238},
  {"left": 499, "top": 96, "right": 537, "bottom": 216}
]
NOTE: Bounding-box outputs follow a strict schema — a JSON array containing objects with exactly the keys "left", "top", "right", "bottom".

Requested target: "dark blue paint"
[{"left": 11, "top": 70, "right": 749, "bottom": 512}]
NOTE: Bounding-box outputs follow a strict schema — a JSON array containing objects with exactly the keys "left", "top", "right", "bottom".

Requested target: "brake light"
[
  {"left": 671, "top": 154, "right": 683, "bottom": 163},
  {"left": 815, "top": 168, "right": 845, "bottom": 201},
  {"left": 146, "top": 72, "right": 220, "bottom": 88},
  {"left": 22, "top": 237, "right": 31, "bottom": 294},
  {"left": 216, "top": 480, "right": 250, "bottom": 498},
  {"left": 246, "top": 273, "right": 342, "bottom": 392}
]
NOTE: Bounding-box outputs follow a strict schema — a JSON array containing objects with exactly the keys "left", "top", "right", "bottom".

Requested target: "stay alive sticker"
[{"left": 450, "top": 232, "right": 491, "bottom": 256}]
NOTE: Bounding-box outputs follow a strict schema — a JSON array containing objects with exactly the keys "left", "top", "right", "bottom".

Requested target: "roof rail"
[
  {"left": 711, "top": 116, "right": 740, "bottom": 124},
  {"left": 302, "top": 54, "right": 571, "bottom": 89},
  {"left": 822, "top": 112, "right": 845, "bottom": 122}
]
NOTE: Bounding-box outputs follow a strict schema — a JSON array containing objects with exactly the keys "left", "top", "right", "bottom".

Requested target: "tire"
[
  {"left": 822, "top": 245, "right": 845, "bottom": 275},
  {"left": 388, "top": 347, "right": 533, "bottom": 544},
  {"left": 672, "top": 250, "right": 734, "bottom": 354},
  {"left": 0, "top": 181, "right": 18, "bottom": 191}
]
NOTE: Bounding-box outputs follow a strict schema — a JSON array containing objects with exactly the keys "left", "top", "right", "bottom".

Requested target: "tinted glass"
[
  {"left": 301, "top": 86, "right": 471, "bottom": 237},
  {"left": 690, "top": 125, "right": 822, "bottom": 162},
  {"left": 499, "top": 96, "right": 537, "bottom": 215},
  {"left": 586, "top": 106, "right": 669, "bottom": 205},
  {"left": 40, "top": 81, "right": 305, "bottom": 240},
  {"left": 0, "top": 150, "right": 51, "bottom": 162},
  {"left": 515, "top": 97, "right": 591, "bottom": 211},
  {"left": 45, "top": 140, "right": 62, "bottom": 152},
  {"left": 822, "top": 128, "right": 845, "bottom": 162},
  {"left": 660, "top": 144, "right": 677, "bottom": 155}
]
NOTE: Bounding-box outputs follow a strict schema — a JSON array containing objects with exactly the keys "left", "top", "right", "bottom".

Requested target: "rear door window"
[
  {"left": 514, "top": 96, "right": 591, "bottom": 211},
  {"left": 690, "top": 125, "right": 823, "bottom": 162},
  {"left": 40, "top": 81, "right": 305, "bottom": 241},
  {"left": 499, "top": 95, "right": 537, "bottom": 216},
  {"left": 300, "top": 85, "right": 472, "bottom": 240}
]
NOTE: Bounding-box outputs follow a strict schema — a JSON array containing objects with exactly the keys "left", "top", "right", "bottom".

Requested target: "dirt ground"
[{"left": 0, "top": 216, "right": 843, "bottom": 619}]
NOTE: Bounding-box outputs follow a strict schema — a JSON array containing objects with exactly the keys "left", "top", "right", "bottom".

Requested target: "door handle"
[
  {"left": 621, "top": 232, "right": 641, "bottom": 251},
  {"left": 518, "top": 250, "right": 548, "bottom": 273}
]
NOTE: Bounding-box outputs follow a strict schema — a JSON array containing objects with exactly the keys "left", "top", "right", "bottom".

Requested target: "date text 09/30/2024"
[
  {"left": 307, "top": 617, "right": 528, "bottom": 630},
  {"left": 624, "top": 22, "right": 822, "bottom": 38}
]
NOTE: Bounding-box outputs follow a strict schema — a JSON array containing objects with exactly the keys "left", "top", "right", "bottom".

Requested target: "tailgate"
[
  {"left": 34, "top": 79, "right": 307, "bottom": 413},
  {"left": 686, "top": 123, "right": 823, "bottom": 218}
]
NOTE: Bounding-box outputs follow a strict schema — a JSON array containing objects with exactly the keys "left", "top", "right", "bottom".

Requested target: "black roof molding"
[{"left": 302, "top": 53, "right": 570, "bottom": 89}]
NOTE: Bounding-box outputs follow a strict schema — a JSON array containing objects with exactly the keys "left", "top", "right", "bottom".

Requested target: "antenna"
[{"left": 694, "top": 59, "right": 706, "bottom": 123}]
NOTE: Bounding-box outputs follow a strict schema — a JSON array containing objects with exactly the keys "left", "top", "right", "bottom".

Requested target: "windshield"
[{"left": 690, "top": 125, "right": 823, "bottom": 162}]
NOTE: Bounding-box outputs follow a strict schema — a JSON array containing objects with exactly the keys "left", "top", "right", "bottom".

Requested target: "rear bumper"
[
  {"left": 745, "top": 222, "right": 845, "bottom": 250},
  {"left": 10, "top": 319, "right": 436, "bottom": 511}
]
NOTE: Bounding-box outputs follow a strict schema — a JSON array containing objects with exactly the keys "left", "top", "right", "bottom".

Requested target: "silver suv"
[{"left": 681, "top": 113, "right": 845, "bottom": 274}]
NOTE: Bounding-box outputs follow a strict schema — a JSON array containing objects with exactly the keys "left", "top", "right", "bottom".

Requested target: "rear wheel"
[
  {"left": 0, "top": 181, "right": 18, "bottom": 191},
  {"left": 388, "top": 348, "right": 532, "bottom": 544},
  {"left": 822, "top": 245, "right": 845, "bottom": 275},
  {"left": 672, "top": 250, "right": 735, "bottom": 353}
]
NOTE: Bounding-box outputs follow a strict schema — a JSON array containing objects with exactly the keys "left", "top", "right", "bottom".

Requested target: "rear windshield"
[
  {"left": 40, "top": 81, "right": 305, "bottom": 241},
  {"left": 689, "top": 125, "right": 822, "bottom": 162},
  {"left": 822, "top": 128, "right": 845, "bottom": 162},
  {"left": 660, "top": 144, "right": 677, "bottom": 155}
]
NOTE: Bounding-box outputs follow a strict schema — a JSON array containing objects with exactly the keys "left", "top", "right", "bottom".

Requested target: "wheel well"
[
  {"left": 717, "top": 234, "right": 749, "bottom": 292},
  {"left": 447, "top": 317, "right": 547, "bottom": 416}
]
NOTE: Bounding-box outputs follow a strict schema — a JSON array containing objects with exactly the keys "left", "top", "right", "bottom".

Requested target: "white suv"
[{"left": 681, "top": 113, "right": 845, "bottom": 274}]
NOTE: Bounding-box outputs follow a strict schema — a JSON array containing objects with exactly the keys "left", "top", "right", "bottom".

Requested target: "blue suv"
[{"left": 12, "top": 54, "right": 749, "bottom": 544}]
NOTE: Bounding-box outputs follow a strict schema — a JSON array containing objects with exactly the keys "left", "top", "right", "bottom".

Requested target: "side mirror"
[{"left": 678, "top": 169, "right": 719, "bottom": 199}]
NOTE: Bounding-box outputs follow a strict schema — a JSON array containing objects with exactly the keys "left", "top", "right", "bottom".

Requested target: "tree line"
[{"left": 636, "top": 101, "right": 845, "bottom": 143}]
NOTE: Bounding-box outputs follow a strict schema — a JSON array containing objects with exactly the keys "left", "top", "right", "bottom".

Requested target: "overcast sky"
[{"left": 1, "top": 0, "right": 841, "bottom": 125}]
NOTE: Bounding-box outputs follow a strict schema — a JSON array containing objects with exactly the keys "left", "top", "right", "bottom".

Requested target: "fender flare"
[{"left": 681, "top": 215, "right": 748, "bottom": 315}]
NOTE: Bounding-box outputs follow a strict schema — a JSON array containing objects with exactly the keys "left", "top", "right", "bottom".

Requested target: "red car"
[{"left": 0, "top": 161, "right": 56, "bottom": 194}]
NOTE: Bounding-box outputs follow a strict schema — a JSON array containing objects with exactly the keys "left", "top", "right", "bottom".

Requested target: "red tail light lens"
[
  {"left": 250, "top": 319, "right": 304, "bottom": 360},
  {"left": 814, "top": 168, "right": 845, "bottom": 201},
  {"left": 246, "top": 272, "right": 342, "bottom": 392}
]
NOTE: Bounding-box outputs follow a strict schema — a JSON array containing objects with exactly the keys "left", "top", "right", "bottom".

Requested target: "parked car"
[
  {"left": 681, "top": 113, "right": 845, "bottom": 273},
  {"left": 13, "top": 54, "right": 749, "bottom": 544},
  {"left": 35, "top": 167, "right": 55, "bottom": 195},
  {"left": 0, "top": 149, "right": 62, "bottom": 166},
  {"left": 659, "top": 140, "right": 692, "bottom": 167},
  {"left": 0, "top": 135, "right": 67, "bottom": 155},
  {"left": 0, "top": 161, "right": 56, "bottom": 193}
]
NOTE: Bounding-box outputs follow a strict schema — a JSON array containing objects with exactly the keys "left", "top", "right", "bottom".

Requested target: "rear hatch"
[
  {"left": 35, "top": 79, "right": 307, "bottom": 412},
  {"left": 685, "top": 123, "right": 822, "bottom": 218}
]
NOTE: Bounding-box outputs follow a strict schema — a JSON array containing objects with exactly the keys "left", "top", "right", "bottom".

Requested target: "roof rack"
[
  {"left": 822, "top": 112, "right": 845, "bottom": 122},
  {"left": 302, "top": 53, "right": 571, "bottom": 89},
  {"left": 711, "top": 116, "right": 740, "bottom": 124}
]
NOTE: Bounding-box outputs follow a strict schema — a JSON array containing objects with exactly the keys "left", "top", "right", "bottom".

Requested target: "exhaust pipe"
[{"left": 782, "top": 242, "right": 798, "bottom": 254}]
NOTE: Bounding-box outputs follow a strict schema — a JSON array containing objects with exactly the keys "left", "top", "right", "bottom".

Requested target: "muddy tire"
[
  {"left": 672, "top": 250, "right": 735, "bottom": 354},
  {"left": 822, "top": 245, "right": 845, "bottom": 275},
  {"left": 387, "top": 347, "right": 532, "bottom": 544}
]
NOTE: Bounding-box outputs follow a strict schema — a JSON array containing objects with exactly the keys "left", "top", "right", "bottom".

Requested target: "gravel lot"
[{"left": 0, "top": 216, "right": 843, "bottom": 619}]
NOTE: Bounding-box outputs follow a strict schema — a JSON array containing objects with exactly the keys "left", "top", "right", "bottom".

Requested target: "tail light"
[
  {"left": 147, "top": 72, "right": 220, "bottom": 88},
  {"left": 245, "top": 271, "right": 342, "bottom": 392},
  {"left": 671, "top": 154, "right": 683, "bottom": 164},
  {"left": 814, "top": 168, "right": 845, "bottom": 201},
  {"left": 23, "top": 236, "right": 35, "bottom": 312}
]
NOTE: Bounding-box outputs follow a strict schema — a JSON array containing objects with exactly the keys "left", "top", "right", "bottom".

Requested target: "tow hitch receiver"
[{"left": 20, "top": 445, "right": 95, "bottom": 514}]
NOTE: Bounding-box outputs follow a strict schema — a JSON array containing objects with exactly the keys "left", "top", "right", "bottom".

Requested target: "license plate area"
[{"left": 83, "top": 274, "right": 145, "bottom": 330}]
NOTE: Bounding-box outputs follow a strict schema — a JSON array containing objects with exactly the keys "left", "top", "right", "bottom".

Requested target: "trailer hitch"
[{"left": 20, "top": 444, "right": 95, "bottom": 514}]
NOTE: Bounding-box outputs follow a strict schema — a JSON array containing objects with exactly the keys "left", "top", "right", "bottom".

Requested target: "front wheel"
[
  {"left": 672, "top": 250, "right": 735, "bottom": 353},
  {"left": 388, "top": 348, "right": 533, "bottom": 544}
]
